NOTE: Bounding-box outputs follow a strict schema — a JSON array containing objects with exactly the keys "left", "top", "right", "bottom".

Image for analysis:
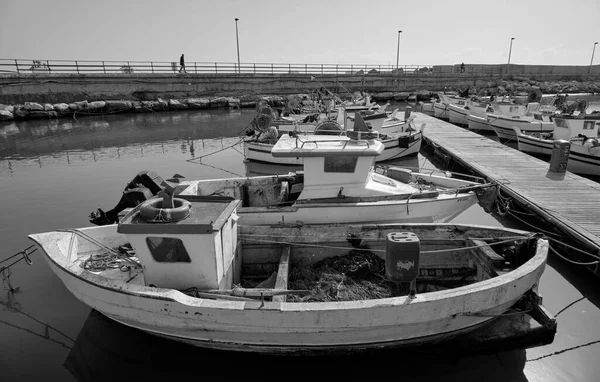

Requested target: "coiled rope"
[{"left": 57, "top": 229, "right": 141, "bottom": 272}]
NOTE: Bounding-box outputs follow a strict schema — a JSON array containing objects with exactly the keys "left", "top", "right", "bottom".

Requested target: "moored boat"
[
  {"left": 90, "top": 133, "right": 492, "bottom": 228},
  {"left": 514, "top": 113, "right": 600, "bottom": 175},
  {"left": 244, "top": 111, "right": 424, "bottom": 165},
  {"left": 30, "top": 200, "right": 551, "bottom": 354}
]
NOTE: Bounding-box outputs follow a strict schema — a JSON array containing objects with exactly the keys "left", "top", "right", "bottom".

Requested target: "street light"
[
  {"left": 235, "top": 18, "right": 240, "bottom": 74},
  {"left": 396, "top": 30, "right": 402, "bottom": 73},
  {"left": 507, "top": 37, "right": 515, "bottom": 74},
  {"left": 591, "top": 42, "right": 598, "bottom": 66}
]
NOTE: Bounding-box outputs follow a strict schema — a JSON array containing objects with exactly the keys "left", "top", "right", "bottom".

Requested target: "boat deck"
[{"left": 414, "top": 112, "right": 600, "bottom": 275}]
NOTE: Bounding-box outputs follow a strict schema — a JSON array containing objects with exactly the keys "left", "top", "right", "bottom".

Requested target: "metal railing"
[
  {"left": 0, "top": 59, "right": 437, "bottom": 75},
  {"left": 1, "top": 59, "right": 598, "bottom": 77}
]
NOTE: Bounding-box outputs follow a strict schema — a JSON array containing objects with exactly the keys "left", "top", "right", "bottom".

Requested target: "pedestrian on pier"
[
  {"left": 179, "top": 54, "right": 186, "bottom": 73},
  {"left": 460, "top": 62, "right": 465, "bottom": 73}
]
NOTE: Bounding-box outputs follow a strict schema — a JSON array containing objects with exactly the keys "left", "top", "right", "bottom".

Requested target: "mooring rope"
[
  {"left": 527, "top": 340, "right": 600, "bottom": 362},
  {"left": 238, "top": 234, "right": 537, "bottom": 255},
  {"left": 0, "top": 246, "right": 36, "bottom": 271}
]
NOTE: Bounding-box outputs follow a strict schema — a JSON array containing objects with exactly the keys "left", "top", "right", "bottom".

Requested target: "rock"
[
  {"left": 209, "top": 97, "right": 228, "bottom": 108},
  {"left": 0, "top": 104, "right": 14, "bottom": 113},
  {"left": 225, "top": 97, "right": 241, "bottom": 108},
  {"left": 14, "top": 106, "right": 28, "bottom": 118},
  {"left": 168, "top": 99, "right": 188, "bottom": 110},
  {"left": 88, "top": 101, "right": 106, "bottom": 111},
  {"left": 105, "top": 100, "right": 132, "bottom": 111},
  {"left": 24, "top": 102, "right": 44, "bottom": 111},
  {"left": 133, "top": 101, "right": 154, "bottom": 113},
  {"left": 74, "top": 100, "right": 89, "bottom": 109},
  {"left": 44, "top": 103, "right": 54, "bottom": 111},
  {"left": 0, "top": 110, "right": 14, "bottom": 121},
  {"left": 185, "top": 98, "right": 210, "bottom": 109},
  {"left": 153, "top": 98, "right": 169, "bottom": 111},
  {"left": 29, "top": 110, "right": 58, "bottom": 119}
]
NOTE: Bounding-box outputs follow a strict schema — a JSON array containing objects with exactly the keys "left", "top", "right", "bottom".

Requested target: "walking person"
[{"left": 179, "top": 54, "right": 186, "bottom": 73}]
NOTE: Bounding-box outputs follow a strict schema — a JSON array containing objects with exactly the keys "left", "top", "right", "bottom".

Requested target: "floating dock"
[{"left": 414, "top": 112, "right": 600, "bottom": 277}]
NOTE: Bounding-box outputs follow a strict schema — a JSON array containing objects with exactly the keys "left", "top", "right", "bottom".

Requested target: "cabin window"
[
  {"left": 583, "top": 121, "right": 595, "bottom": 130},
  {"left": 324, "top": 156, "right": 357, "bottom": 173},
  {"left": 534, "top": 114, "right": 543, "bottom": 121},
  {"left": 146, "top": 237, "right": 191, "bottom": 263},
  {"left": 555, "top": 119, "right": 568, "bottom": 128},
  {"left": 509, "top": 106, "right": 519, "bottom": 113}
]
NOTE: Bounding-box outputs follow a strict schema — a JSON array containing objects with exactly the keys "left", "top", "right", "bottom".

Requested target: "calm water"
[{"left": 1, "top": 104, "right": 600, "bottom": 382}]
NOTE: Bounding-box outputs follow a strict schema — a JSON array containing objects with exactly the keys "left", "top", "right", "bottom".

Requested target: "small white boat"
[
  {"left": 467, "top": 97, "right": 556, "bottom": 135},
  {"left": 418, "top": 100, "right": 435, "bottom": 116},
  {"left": 433, "top": 94, "right": 467, "bottom": 120},
  {"left": 447, "top": 100, "right": 490, "bottom": 127},
  {"left": 244, "top": 111, "right": 424, "bottom": 165},
  {"left": 198, "top": 133, "right": 486, "bottom": 226},
  {"left": 514, "top": 113, "right": 600, "bottom": 176},
  {"left": 490, "top": 112, "right": 555, "bottom": 141},
  {"left": 30, "top": 204, "right": 550, "bottom": 354},
  {"left": 466, "top": 113, "right": 495, "bottom": 133}
]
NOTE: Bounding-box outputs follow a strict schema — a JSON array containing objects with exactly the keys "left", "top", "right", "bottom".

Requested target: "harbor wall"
[{"left": 2, "top": 70, "right": 600, "bottom": 105}]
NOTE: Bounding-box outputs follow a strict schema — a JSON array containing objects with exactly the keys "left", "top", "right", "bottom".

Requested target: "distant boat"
[
  {"left": 514, "top": 112, "right": 600, "bottom": 176},
  {"left": 244, "top": 111, "right": 424, "bottom": 165}
]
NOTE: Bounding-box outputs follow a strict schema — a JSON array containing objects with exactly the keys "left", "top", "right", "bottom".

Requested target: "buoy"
[{"left": 140, "top": 197, "right": 191, "bottom": 223}]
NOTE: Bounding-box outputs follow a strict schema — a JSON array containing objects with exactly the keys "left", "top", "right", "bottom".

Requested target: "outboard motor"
[
  {"left": 89, "top": 170, "right": 169, "bottom": 225},
  {"left": 385, "top": 232, "right": 420, "bottom": 297}
]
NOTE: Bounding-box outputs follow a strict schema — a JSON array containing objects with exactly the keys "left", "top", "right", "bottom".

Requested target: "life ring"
[{"left": 140, "top": 198, "right": 191, "bottom": 223}]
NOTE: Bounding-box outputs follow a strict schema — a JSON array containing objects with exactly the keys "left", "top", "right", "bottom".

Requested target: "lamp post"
[
  {"left": 507, "top": 37, "right": 515, "bottom": 74},
  {"left": 591, "top": 42, "right": 598, "bottom": 66},
  {"left": 396, "top": 30, "right": 402, "bottom": 73},
  {"left": 235, "top": 18, "right": 240, "bottom": 74}
]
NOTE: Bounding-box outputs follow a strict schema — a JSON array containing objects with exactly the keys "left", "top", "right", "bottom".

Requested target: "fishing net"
[{"left": 287, "top": 249, "right": 408, "bottom": 302}]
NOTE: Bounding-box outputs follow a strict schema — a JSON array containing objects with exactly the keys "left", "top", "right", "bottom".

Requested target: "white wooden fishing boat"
[
  {"left": 447, "top": 100, "right": 490, "bottom": 127},
  {"left": 490, "top": 113, "right": 555, "bottom": 141},
  {"left": 418, "top": 100, "right": 435, "bottom": 116},
  {"left": 244, "top": 112, "right": 424, "bottom": 165},
  {"left": 30, "top": 198, "right": 550, "bottom": 354},
  {"left": 195, "top": 133, "right": 486, "bottom": 226},
  {"left": 514, "top": 114, "right": 600, "bottom": 175},
  {"left": 433, "top": 94, "right": 467, "bottom": 120}
]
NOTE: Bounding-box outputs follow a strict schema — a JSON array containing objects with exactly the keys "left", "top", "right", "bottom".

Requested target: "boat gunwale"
[{"left": 29, "top": 223, "right": 548, "bottom": 313}]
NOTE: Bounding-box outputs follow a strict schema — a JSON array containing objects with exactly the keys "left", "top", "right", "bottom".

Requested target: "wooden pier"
[{"left": 413, "top": 112, "right": 600, "bottom": 276}]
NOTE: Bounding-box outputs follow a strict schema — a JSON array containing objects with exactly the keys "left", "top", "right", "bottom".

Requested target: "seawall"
[{"left": 2, "top": 72, "right": 600, "bottom": 105}]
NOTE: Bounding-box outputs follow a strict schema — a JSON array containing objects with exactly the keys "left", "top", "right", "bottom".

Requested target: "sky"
[{"left": 1, "top": 0, "right": 599, "bottom": 67}]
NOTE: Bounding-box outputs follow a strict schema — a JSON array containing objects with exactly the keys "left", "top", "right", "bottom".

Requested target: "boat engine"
[{"left": 385, "top": 232, "right": 420, "bottom": 297}]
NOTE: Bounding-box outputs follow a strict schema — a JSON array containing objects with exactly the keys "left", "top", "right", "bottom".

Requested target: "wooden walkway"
[{"left": 413, "top": 112, "right": 600, "bottom": 274}]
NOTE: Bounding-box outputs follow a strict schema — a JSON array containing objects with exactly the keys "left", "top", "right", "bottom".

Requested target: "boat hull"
[
  {"left": 466, "top": 114, "right": 494, "bottom": 133},
  {"left": 513, "top": 129, "right": 600, "bottom": 176},
  {"left": 490, "top": 117, "right": 554, "bottom": 141},
  {"left": 31, "top": 224, "right": 548, "bottom": 354},
  {"left": 244, "top": 131, "right": 422, "bottom": 165},
  {"left": 237, "top": 192, "right": 476, "bottom": 225},
  {"left": 433, "top": 103, "right": 448, "bottom": 119},
  {"left": 566, "top": 142, "right": 600, "bottom": 176},
  {"left": 447, "top": 105, "right": 470, "bottom": 126}
]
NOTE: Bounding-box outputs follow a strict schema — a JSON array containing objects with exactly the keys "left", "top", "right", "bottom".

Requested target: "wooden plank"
[
  {"left": 273, "top": 246, "right": 291, "bottom": 302},
  {"left": 415, "top": 112, "right": 600, "bottom": 278}
]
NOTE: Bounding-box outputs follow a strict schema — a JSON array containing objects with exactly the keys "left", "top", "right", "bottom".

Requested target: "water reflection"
[
  {"left": 65, "top": 310, "right": 528, "bottom": 382},
  {"left": 0, "top": 109, "right": 254, "bottom": 159}
]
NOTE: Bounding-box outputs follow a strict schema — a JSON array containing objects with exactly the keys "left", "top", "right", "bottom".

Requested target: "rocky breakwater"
[
  {"left": 0, "top": 96, "right": 248, "bottom": 122},
  {"left": 478, "top": 78, "right": 600, "bottom": 97}
]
